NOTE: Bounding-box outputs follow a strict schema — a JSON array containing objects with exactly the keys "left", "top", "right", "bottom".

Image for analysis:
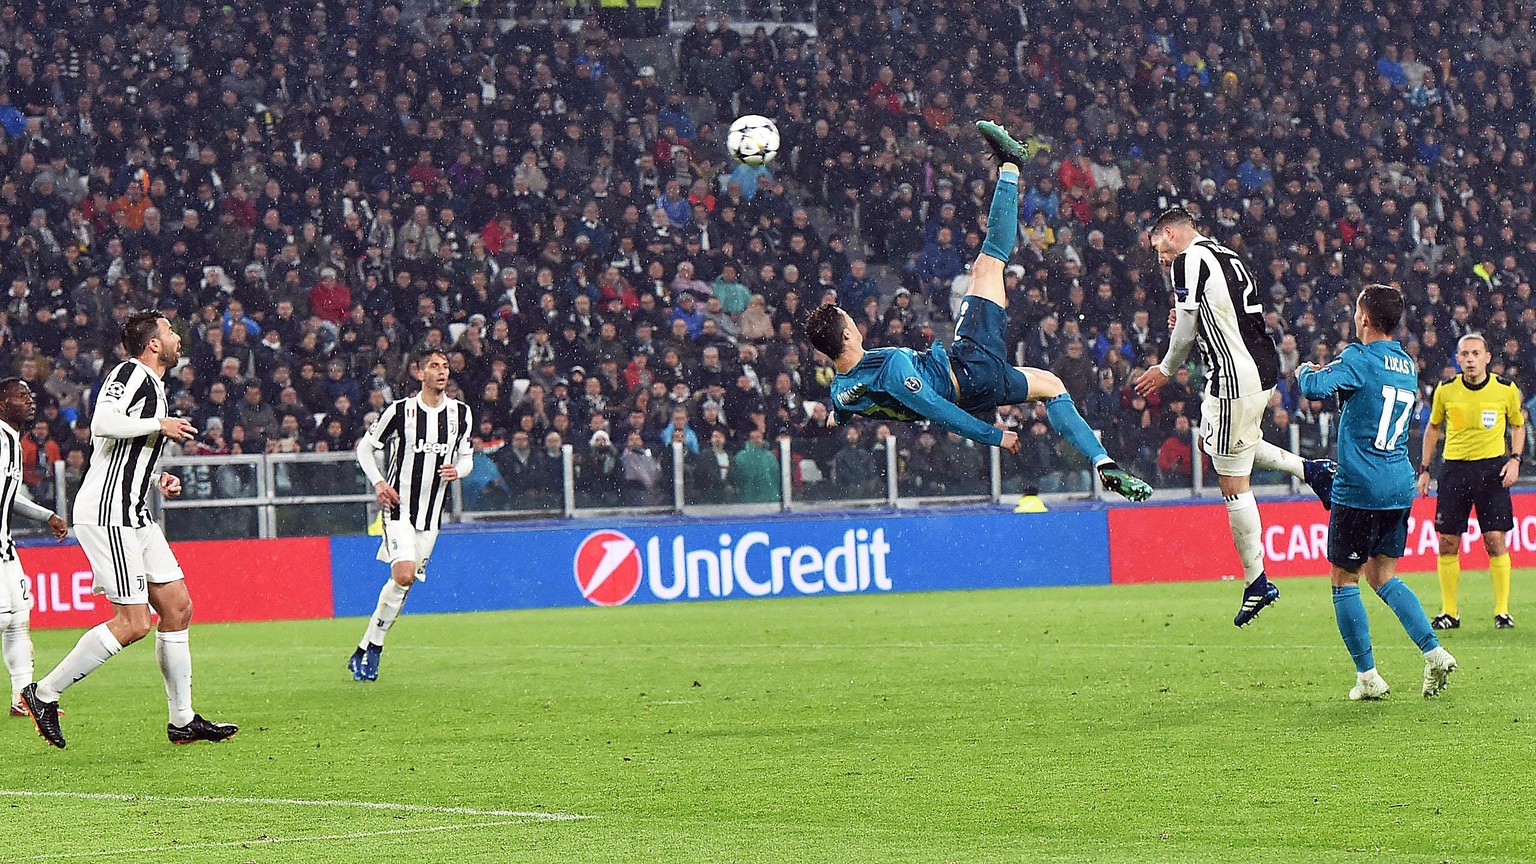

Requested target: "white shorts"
[
  {"left": 76, "top": 524, "right": 186, "bottom": 606},
  {"left": 0, "top": 557, "right": 31, "bottom": 615},
  {"left": 1200, "top": 389, "right": 1273, "bottom": 476},
  {"left": 376, "top": 520, "right": 437, "bottom": 581}
]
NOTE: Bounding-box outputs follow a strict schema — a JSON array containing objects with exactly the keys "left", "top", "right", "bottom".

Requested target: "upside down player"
[
  {"left": 804, "top": 122, "right": 1153, "bottom": 502},
  {"left": 1296, "top": 284, "right": 1456, "bottom": 700},
  {"left": 349, "top": 348, "right": 473, "bottom": 682}
]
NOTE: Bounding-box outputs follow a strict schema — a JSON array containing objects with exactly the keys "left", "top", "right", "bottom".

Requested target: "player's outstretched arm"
[
  {"left": 881, "top": 355, "right": 1005, "bottom": 447},
  {"left": 1296, "top": 352, "right": 1360, "bottom": 400},
  {"left": 10, "top": 490, "right": 67, "bottom": 539}
]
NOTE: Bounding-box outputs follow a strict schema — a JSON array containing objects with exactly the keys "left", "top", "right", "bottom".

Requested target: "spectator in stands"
[
  {"left": 1158, "top": 415, "right": 1196, "bottom": 487},
  {"left": 731, "top": 428, "right": 779, "bottom": 503}
]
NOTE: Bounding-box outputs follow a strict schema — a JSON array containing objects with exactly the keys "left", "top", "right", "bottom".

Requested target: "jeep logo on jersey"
[
  {"left": 574, "top": 530, "right": 642, "bottom": 606},
  {"left": 412, "top": 440, "right": 453, "bottom": 455}
]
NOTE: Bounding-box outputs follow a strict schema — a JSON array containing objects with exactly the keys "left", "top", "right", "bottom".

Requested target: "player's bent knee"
[
  {"left": 158, "top": 599, "right": 193, "bottom": 631},
  {"left": 391, "top": 567, "right": 417, "bottom": 588},
  {"left": 1023, "top": 368, "right": 1064, "bottom": 399},
  {"left": 1437, "top": 534, "right": 1460, "bottom": 556},
  {"left": 112, "top": 611, "right": 154, "bottom": 644}
]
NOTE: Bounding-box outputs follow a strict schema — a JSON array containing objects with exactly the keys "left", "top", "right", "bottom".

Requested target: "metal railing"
[
  {"left": 667, "top": 0, "right": 817, "bottom": 32},
  {"left": 14, "top": 418, "right": 1435, "bottom": 543}
]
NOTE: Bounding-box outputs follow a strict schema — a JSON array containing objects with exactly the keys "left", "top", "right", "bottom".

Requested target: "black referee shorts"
[{"left": 1435, "top": 457, "right": 1515, "bottom": 534}]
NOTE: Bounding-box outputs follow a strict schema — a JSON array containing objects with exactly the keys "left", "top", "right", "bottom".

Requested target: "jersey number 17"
[{"left": 1374, "top": 386, "right": 1415, "bottom": 450}]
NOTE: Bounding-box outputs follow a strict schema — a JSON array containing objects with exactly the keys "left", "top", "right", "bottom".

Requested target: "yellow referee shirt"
[{"left": 1429, "top": 374, "right": 1524, "bottom": 461}]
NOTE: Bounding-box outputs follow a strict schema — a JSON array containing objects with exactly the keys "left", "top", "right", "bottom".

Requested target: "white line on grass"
[
  {"left": 0, "top": 790, "right": 590, "bottom": 821},
  {"left": 426, "top": 641, "right": 1530, "bottom": 652},
  {"left": 7, "top": 819, "right": 540, "bottom": 861}
]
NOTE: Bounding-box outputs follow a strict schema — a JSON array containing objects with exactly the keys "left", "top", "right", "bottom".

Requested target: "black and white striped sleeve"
[
  {"left": 356, "top": 400, "right": 403, "bottom": 485},
  {"left": 91, "top": 363, "right": 160, "bottom": 439}
]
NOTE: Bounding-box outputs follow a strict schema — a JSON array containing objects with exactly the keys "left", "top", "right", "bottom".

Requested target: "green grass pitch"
[{"left": 2, "top": 571, "right": 1534, "bottom": 863}]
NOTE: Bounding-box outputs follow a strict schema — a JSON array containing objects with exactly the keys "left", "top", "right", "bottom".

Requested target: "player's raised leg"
[
  {"left": 970, "top": 121, "right": 1151, "bottom": 501},
  {"left": 1254, "top": 440, "right": 1337, "bottom": 509}
]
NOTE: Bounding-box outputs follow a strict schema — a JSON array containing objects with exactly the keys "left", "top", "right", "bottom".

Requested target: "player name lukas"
[{"left": 1382, "top": 355, "right": 1415, "bottom": 375}]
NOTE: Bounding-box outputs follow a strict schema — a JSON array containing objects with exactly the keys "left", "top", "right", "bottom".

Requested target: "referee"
[{"left": 1418, "top": 334, "right": 1524, "bottom": 630}]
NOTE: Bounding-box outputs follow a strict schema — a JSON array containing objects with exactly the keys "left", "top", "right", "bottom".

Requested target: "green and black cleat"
[
  {"left": 1099, "top": 463, "right": 1153, "bottom": 502},
  {"left": 976, "top": 120, "right": 1030, "bottom": 169}
]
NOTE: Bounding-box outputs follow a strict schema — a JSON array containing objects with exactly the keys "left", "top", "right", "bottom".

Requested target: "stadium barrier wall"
[
  {"left": 1108, "top": 492, "right": 1536, "bottom": 584},
  {"left": 20, "top": 538, "right": 334, "bottom": 630},
  {"left": 24, "top": 493, "right": 1532, "bottom": 628},
  {"left": 329, "top": 509, "right": 1111, "bottom": 615}
]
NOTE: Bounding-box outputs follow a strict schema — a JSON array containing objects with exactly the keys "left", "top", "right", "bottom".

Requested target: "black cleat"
[
  {"left": 168, "top": 714, "right": 239, "bottom": 744},
  {"left": 1234, "top": 575, "right": 1280, "bottom": 627},
  {"left": 1495, "top": 614, "right": 1515, "bottom": 629},
  {"left": 19, "top": 683, "right": 65, "bottom": 749},
  {"left": 1430, "top": 613, "right": 1460, "bottom": 630}
]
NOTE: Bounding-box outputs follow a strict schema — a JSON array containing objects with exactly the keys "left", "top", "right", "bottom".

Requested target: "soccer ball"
[{"left": 727, "top": 115, "right": 780, "bottom": 166}]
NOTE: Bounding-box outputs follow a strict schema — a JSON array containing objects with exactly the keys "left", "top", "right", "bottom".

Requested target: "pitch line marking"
[
  {"left": 7, "top": 820, "right": 542, "bottom": 861},
  {"left": 0, "top": 790, "right": 591, "bottom": 821}
]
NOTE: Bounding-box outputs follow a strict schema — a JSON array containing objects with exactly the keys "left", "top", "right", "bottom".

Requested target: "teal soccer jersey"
[
  {"left": 1297, "top": 341, "right": 1418, "bottom": 510},
  {"left": 830, "top": 342, "right": 1004, "bottom": 446}
]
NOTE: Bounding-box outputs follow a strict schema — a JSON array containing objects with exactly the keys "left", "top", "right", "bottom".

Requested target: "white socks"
[
  {"left": 1225, "top": 491, "right": 1265, "bottom": 585},
  {"left": 1253, "top": 441, "right": 1306, "bottom": 479},
  {"left": 156, "top": 630, "right": 195, "bottom": 727},
  {"left": 37, "top": 623, "right": 122, "bottom": 703},
  {"left": 3, "top": 613, "right": 33, "bottom": 703},
  {"left": 361, "top": 581, "right": 411, "bottom": 649}
]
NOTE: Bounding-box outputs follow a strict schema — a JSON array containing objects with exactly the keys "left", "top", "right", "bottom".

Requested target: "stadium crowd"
[{"left": 0, "top": 0, "right": 1534, "bottom": 514}]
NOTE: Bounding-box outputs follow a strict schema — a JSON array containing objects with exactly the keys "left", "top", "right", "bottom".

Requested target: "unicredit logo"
[
  {"left": 573, "top": 527, "right": 894, "bottom": 606},
  {"left": 573, "top": 530, "right": 642, "bottom": 606}
]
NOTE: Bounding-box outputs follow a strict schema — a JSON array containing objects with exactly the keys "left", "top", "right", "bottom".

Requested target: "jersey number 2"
[
  {"left": 1205, "top": 244, "right": 1262, "bottom": 313},
  {"left": 1374, "top": 386, "right": 1415, "bottom": 450}
]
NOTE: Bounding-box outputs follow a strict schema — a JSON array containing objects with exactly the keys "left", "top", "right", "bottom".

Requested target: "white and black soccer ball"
[{"left": 727, "top": 114, "right": 780, "bottom": 167}]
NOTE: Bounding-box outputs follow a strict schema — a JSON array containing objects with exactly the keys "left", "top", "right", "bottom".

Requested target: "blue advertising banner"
[{"left": 330, "top": 508, "right": 1110, "bottom": 617}]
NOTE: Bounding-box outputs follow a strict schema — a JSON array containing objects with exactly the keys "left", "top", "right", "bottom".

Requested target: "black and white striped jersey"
[
  {"left": 356, "top": 395, "right": 473, "bottom": 531},
  {"left": 73, "top": 359, "right": 169, "bottom": 528},
  {"left": 0, "top": 420, "right": 55, "bottom": 562},
  {"left": 1170, "top": 236, "right": 1280, "bottom": 399}
]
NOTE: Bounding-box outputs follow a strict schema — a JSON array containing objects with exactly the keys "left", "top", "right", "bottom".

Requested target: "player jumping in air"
[
  {"left": 349, "top": 348, "right": 473, "bottom": 682},
  {"left": 1296, "top": 284, "right": 1456, "bottom": 699},
  {"left": 0, "top": 379, "right": 69, "bottom": 716},
  {"left": 1135, "top": 207, "right": 1338, "bottom": 626},
  {"left": 805, "top": 122, "right": 1152, "bottom": 502},
  {"left": 21, "top": 312, "right": 237, "bottom": 748}
]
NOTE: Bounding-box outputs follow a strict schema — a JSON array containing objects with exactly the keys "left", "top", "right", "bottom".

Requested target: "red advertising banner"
[
  {"left": 20, "top": 537, "right": 334, "bottom": 630},
  {"left": 1109, "top": 493, "right": 1536, "bottom": 584}
]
